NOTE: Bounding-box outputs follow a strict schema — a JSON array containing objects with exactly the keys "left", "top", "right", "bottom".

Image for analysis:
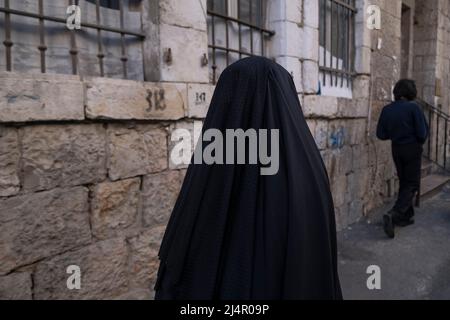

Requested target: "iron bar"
[
  {"left": 119, "top": 0, "right": 128, "bottom": 79},
  {"left": 95, "top": 0, "right": 105, "bottom": 77},
  {"left": 207, "top": 9, "right": 275, "bottom": 36},
  {"left": 330, "top": 0, "right": 357, "bottom": 12},
  {"left": 3, "top": 0, "right": 13, "bottom": 71},
  {"left": 69, "top": 0, "right": 78, "bottom": 75},
  {"left": 320, "top": 0, "right": 356, "bottom": 89},
  {"left": 0, "top": 6, "right": 145, "bottom": 38},
  {"left": 38, "top": 0, "right": 47, "bottom": 73},
  {"left": 211, "top": 0, "right": 217, "bottom": 84},
  {"left": 225, "top": 0, "right": 229, "bottom": 66},
  {"left": 238, "top": 0, "right": 242, "bottom": 59},
  {"left": 249, "top": 0, "right": 253, "bottom": 54}
]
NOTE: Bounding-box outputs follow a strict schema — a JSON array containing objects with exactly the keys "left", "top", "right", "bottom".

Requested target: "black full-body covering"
[{"left": 155, "top": 57, "right": 342, "bottom": 300}]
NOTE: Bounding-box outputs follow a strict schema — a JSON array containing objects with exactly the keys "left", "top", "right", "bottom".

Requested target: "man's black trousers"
[{"left": 392, "top": 142, "right": 423, "bottom": 218}]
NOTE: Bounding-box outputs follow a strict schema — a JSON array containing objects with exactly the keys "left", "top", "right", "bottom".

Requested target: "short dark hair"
[{"left": 393, "top": 79, "right": 417, "bottom": 101}]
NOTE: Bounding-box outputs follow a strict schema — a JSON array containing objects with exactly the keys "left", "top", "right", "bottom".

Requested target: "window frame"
[
  {"left": 319, "top": 0, "right": 357, "bottom": 92},
  {"left": 207, "top": 0, "right": 275, "bottom": 84}
]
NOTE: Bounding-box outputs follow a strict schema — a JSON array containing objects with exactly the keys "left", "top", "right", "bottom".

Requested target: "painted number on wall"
[
  {"left": 146, "top": 89, "right": 167, "bottom": 112},
  {"left": 195, "top": 92, "right": 206, "bottom": 105}
]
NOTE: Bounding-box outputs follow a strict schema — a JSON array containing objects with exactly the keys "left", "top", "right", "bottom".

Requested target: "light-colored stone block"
[
  {"left": 269, "top": 21, "right": 302, "bottom": 58},
  {"left": 347, "top": 170, "right": 369, "bottom": 200},
  {"left": 303, "top": 95, "right": 339, "bottom": 118},
  {"left": 0, "top": 272, "right": 32, "bottom": 300},
  {"left": 268, "top": 0, "right": 303, "bottom": 23},
  {"left": 355, "top": 46, "right": 372, "bottom": 75},
  {"left": 314, "top": 120, "right": 329, "bottom": 150},
  {"left": 114, "top": 289, "right": 153, "bottom": 300},
  {"left": 34, "top": 238, "right": 129, "bottom": 299},
  {"left": 355, "top": 21, "right": 371, "bottom": 49},
  {"left": 0, "top": 72, "right": 84, "bottom": 122},
  {"left": 300, "top": 26, "right": 319, "bottom": 61},
  {"left": 107, "top": 124, "right": 168, "bottom": 181},
  {"left": 303, "top": 0, "right": 319, "bottom": 28},
  {"left": 331, "top": 174, "right": 347, "bottom": 207},
  {"left": 142, "top": 170, "right": 185, "bottom": 228},
  {"left": 21, "top": 124, "right": 106, "bottom": 192},
  {"left": 302, "top": 61, "right": 319, "bottom": 94},
  {"left": 187, "top": 83, "right": 215, "bottom": 118},
  {"left": 159, "top": 0, "right": 207, "bottom": 31},
  {"left": 287, "top": 0, "right": 303, "bottom": 24},
  {"left": 0, "top": 126, "right": 20, "bottom": 196},
  {"left": 275, "top": 56, "right": 303, "bottom": 93},
  {"left": 159, "top": 24, "right": 209, "bottom": 83},
  {"left": 0, "top": 187, "right": 91, "bottom": 275},
  {"left": 128, "top": 226, "right": 166, "bottom": 290},
  {"left": 306, "top": 119, "right": 316, "bottom": 136},
  {"left": 86, "top": 77, "right": 186, "bottom": 120},
  {"left": 346, "top": 119, "right": 367, "bottom": 146},
  {"left": 352, "top": 144, "right": 370, "bottom": 171},
  {"left": 90, "top": 178, "right": 141, "bottom": 240},
  {"left": 338, "top": 98, "right": 370, "bottom": 118}
]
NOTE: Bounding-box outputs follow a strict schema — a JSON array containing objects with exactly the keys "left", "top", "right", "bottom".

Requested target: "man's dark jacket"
[{"left": 377, "top": 100, "right": 428, "bottom": 144}]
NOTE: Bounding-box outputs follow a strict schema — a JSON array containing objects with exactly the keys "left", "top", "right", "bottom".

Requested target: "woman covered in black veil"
[{"left": 154, "top": 56, "right": 342, "bottom": 300}]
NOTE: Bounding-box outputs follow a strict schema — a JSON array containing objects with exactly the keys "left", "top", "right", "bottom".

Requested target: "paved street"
[{"left": 338, "top": 183, "right": 450, "bottom": 300}]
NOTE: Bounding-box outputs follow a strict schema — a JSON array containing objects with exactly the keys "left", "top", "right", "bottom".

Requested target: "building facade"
[{"left": 0, "top": 0, "right": 449, "bottom": 299}]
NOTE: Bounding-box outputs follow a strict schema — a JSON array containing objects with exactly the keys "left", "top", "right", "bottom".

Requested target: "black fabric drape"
[{"left": 154, "top": 57, "right": 342, "bottom": 300}]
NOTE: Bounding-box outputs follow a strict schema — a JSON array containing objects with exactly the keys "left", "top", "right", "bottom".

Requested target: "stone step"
[
  {"left": 421, "top": 158, "right": 434, "bottom": 178},
  {"left": 420, "top": 174, "right": 450, "bottom": 201}
]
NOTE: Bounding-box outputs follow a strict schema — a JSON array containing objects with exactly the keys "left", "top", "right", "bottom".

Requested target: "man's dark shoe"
[
  {"left": 390, "top": 209, "right": 415, "bottom": 227},
  {"left": 395, "top": 217, "right": 415, "bottom": 227},
  {"left": 383, "top": 213, "right": 395, "bottom": 239}
]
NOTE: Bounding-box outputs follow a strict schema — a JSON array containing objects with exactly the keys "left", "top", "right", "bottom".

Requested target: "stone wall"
[{"left": 0, "top": 71, "right": 214, "bottom": 299}]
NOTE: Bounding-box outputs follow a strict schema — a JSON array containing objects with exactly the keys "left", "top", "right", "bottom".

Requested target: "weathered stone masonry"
[{"left": 0, "top": 71, "right": 214, "bottom": 299}]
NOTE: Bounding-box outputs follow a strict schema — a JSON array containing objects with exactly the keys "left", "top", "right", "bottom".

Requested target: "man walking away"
[{"left": 376, "top": 79, "right": 429, "bottom": 239}]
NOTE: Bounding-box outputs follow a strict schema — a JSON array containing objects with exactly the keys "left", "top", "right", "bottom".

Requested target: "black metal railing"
[
  {"left": 417, "top": 98, "right": 450, "bottom": 173},
  {"left": 207, "top": 0, "right": 275, "bottom": 84},
  {"left": 319, "top": 0, "right": 356, "bottom": 88},
  {"left": 0, "top": 0, "right": 145, "bottom": 79}
]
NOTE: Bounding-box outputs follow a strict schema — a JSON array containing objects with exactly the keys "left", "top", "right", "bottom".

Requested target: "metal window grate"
[
  {"left": 207, "top": 0, "right": 275, "bottom": 84},
  {"left": 0, "top": 0, "right": 145, "bottom": 79},
  {"left": 319, "top": 0, "right": 356, "bottom": 88}
]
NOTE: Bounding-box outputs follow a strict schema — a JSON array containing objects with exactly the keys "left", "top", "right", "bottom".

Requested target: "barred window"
[
  {"left": 207, "top": 0, "right": 274, "bottom": 83},
  {"left": 319, "top": 0, "right": 356, "bottom": 97},
  {"left": 0, "top": 0, "right": 145, "bottom": 79}
]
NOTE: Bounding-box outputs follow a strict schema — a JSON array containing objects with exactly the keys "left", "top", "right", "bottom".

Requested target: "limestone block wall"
[{"left": 0, "top": 71, "right": 213, "bottom": 299}]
